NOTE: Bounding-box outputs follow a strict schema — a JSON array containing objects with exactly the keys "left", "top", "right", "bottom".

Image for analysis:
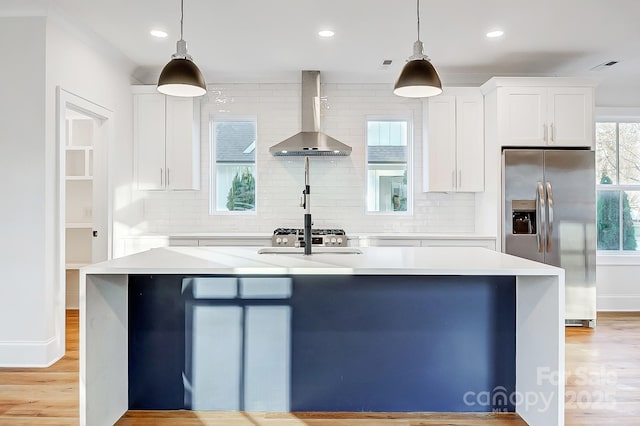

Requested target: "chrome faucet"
[{"left": 301, "top": 156, "right": 312, "bottom": 255}]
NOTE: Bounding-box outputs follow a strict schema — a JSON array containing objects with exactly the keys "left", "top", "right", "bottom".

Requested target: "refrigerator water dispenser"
[{"left": 511, "top": 200, "right": 536, "bottom": 234}]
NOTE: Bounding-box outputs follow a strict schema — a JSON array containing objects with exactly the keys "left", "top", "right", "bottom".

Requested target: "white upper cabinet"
[
  {"left": 165, "top": 97, "right": 200, "bottom": 190},
  {"left": 482, "top": 77, "right": 595, "bottom": 148},
  {"left": 424, "top": 88, "right": 484, "bottom": 192},
  {"left": 547, "top": 87, "right": 593, "bottom": 147},
  {"left": 133, "top": 87, "right": 201, "bottom": 190}
]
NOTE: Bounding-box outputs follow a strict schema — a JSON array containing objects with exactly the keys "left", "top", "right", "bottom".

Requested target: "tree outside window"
[
  {"left": 212, "top": 118, "right": 257, "bottom": 212},
  {"left": 226, "top": 168, "right": 255, "bottom": 211}
]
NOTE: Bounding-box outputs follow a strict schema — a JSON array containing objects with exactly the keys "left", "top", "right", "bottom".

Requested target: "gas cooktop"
[{"left": 272, "top": 228, "right": 347, "bottom": 247}]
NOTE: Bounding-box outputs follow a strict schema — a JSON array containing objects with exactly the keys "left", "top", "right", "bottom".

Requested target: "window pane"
[
  {"left": 623, "top": 191, "right": 640, "bottom": 251},
  {"left": 367, "top": 121, "right": 408, "bottom": 147},
  {"left": 215, "top": 121, "right": 256, "bottom": 162},
  {"left": 595, "top": 122, "right": 617, "bottom": 184},
  {"left": 214, "top": 119, "right": 256, "bottom": 212},
  {"left": 216, "top": 165, "right": 256, "bottom": 211},
  {"left": 597, "top": 190, "right": 620, "bottom": 250},
  {"left": 367, "top": 121, "right": 380, "bottom": 146},
  {"left": 367, "top": 165, "right": 407, "bottom": 212},
  {"left": 619, "top": 123, "right": 640, "bottom": 185},
  {"left": 367, "top": 119, "right": 410, "bottom": 213}
]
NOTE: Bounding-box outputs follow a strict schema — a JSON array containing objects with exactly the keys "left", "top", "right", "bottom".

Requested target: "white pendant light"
[
  {"left": 157, "top": 0, "right": 206, "bottom": 97},
  {"left": 393, "top": 0, "right": 442, "bottom": 98}
]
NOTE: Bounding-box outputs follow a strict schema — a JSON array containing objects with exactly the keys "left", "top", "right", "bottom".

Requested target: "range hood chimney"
[{"left": 270, "top": 71, "right": 352, "bottom": 156}]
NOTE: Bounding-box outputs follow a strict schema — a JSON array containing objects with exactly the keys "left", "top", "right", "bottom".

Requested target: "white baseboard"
[
  {"left": 597, "top": 295, "right": 640, "bottom": 312},
  {"left": 0, "top": 336, "right": 63, "bottom": 367}
]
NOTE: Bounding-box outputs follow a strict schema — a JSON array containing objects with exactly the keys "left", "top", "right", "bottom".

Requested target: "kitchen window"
[
  {"left": 210, "top": 116, "right": 257, "bottom": 213},
  {"left": 366, "top": 117, "right": 412, "bottom": 213},
  {"left": 596, "top": 121, "right": 640, "bottom": 251}
]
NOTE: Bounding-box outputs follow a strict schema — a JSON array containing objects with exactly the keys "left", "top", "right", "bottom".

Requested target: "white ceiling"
[{"left": 52, "top": 0, "right": 640, "bottom": 106}]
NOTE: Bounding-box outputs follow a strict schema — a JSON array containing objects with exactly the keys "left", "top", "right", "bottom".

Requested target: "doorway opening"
[{"left": 57, "top": 88, "right": 113, "bottom": 311}]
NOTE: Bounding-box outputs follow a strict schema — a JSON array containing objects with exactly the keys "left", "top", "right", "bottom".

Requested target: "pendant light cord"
[
  {"left": 416, "top": 0, "right": 420, "bottom": 42},
  {"left": 180, "top": 0, "right": 184, "bottom": 41}
]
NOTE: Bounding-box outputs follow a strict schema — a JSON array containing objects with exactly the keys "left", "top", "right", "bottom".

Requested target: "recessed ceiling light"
[
  {"left": 150, "top": 29, "right": 168, "bottom": 38},
  {"left": 486, "top": 30, "right": 504, "bottom": 38},
  {"left": 318, "top": 30, "right": 335, "bottom": 38}
]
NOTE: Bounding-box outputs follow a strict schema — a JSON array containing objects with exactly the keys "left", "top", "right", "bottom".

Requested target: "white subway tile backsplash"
[{"left": 131, "top": 82, "right": 476, "bottom": 235}]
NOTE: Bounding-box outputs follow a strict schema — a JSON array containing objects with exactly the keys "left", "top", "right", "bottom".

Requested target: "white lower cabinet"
[
  {"left": 197, "top": 238, "right": 271, "bottom": 247},
  {"left": 358, "top": 238, "right": 421, "bottom": 247},
  {"left": 424, "top": 88, "right": 484, "bottom": 192},
  {"left": 133, "top": 87, "right": 201, "bottom": 190},
  {"left": 420, "top": 238, "right": 496, "bottom": 250},
  {"left": 355, "top": 236, "right": 496, "bottom": 250}
]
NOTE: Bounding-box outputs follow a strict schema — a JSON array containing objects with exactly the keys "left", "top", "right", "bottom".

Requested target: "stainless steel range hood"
[{"left": 270, "top": 71, "right": 352, "bottom": 156}]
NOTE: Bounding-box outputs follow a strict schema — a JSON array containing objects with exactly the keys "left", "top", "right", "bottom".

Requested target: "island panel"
[{"left": 128, "top": 274, "right": 516, "bottom": 412}]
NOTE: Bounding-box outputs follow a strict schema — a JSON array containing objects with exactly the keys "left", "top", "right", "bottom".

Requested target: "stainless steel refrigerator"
[{"left": 503, "top": 149, "right": 596, "bottom": 326}]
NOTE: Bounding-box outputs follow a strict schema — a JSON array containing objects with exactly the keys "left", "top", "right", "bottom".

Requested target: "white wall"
[
  {"left": 596, "top": 258, "right": 640, "bottom": 311},
  {"left": 0, "top": 17, "right": 50, "bottom": 366},
  {"left": 43, "top": 13, "right": 135, "bottom": 365},
  {"left": 129, "top": 83, "right": 476, "bottom": 237},
  {"left": 0, "top": 10, "right": 135, "bottom": 366}
]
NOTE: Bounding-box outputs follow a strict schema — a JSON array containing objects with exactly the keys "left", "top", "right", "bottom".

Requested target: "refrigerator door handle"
[
  {"left": 537, "top": 182, "right": 545, "bottom": 253},
  {"left": 546, "top": 182, "right": 554, "bottom": 252}
]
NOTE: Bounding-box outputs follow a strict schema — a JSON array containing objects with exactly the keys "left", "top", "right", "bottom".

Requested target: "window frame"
[
  {"left": 596, "top": 115, "right": 640, "bottom": 254},
  {"left": 364, "top": 115, "right": 413, "bottom": 216},
  {"left": 209, "top": 114, "right": 258, "bottom": 215}
]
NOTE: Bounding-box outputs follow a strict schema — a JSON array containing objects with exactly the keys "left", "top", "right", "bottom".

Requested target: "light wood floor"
[{"left": 1, "top": 311, "right": 639, "bottom": 425}]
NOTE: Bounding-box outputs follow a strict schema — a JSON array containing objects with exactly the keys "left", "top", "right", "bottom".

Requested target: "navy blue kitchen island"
[
  {"left": 128, "top": 274, "right": 516, "bottom": 412},
  {"left": 80, "top": 246, "right": 565, "bottom": 426}
]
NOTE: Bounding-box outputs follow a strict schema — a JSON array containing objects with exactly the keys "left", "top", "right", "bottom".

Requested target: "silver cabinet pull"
[
  {"left": 458, "top": 170, "right": 462, "bottom": 189},
  {"left": 546, "top": 182, "right": 554, "bottom": 253},
  {"left": 550, "top": 123, "right": 555, "bottom": 143},
  {"left": 537, "top": 182, "right": 545, "bottom": 253},
  {"left": 160, "top": 168, "right": 163, "bottom": 187}
]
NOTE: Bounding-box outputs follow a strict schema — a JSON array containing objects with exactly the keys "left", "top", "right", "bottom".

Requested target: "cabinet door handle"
[
  {"left": 167, "top": 168, "right": 170, "bottom": 188},
  {"left": 458, "top": 170, "right": 462, "bottom": 189},
  {"left": 550, "top": 123, "right": 554, "bottom": 143},
  {"left": 160, "top": 168, "right": 163, "bottom": 187}
]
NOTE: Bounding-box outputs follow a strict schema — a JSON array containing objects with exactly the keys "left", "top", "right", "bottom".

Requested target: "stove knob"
[
  {"left": 276, "top": 237, "right": 282, "bottom": 244},
  {"left": 337, "top": 238, "right": 343, "bottom": 244},
  {"left": 282, "top": 237, "right": 288, "bottom": 244},
  {"left": 331, "top": 237, "right": 337, "bottom": 244}
]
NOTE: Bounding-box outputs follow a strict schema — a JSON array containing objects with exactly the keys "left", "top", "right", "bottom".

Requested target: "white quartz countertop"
[
  {"left": 83, "top": 246, "right": 560, "bottom": 276},
  {"left": 350, "top": 233, "right": 495, "bottom": 240},
  {"left": 166, "top": 233, "right": 495, "bottom": 240}
]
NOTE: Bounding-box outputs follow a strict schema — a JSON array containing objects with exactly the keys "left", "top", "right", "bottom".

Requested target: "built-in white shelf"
[
  {"left": 66, "top": 145, "right": 93, "bottom": 151},
  {"left": 66, "top": 222, "right": 92, "bottom": 229},
  {"left": 66, "top": 176, "right": 93, "bottom": 181},
  {"left": 66, "top": 145, "right": 93, "bottom": 178},
  {"left": 66, "top": 262, "right": 90, "bottom": 269}
]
